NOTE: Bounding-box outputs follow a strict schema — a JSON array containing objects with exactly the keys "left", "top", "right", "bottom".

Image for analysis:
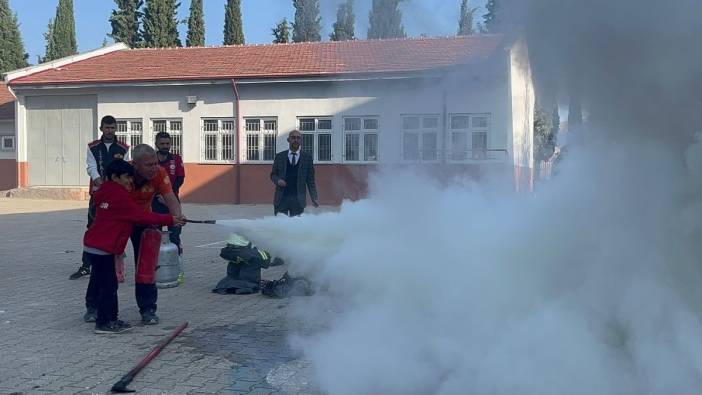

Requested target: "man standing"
[
  {"left": 152, "top": 131, "right": 185, "bottom": 254},
  {"left": 129, "top": 144, "right": 183, "bottom": 324},
  {"left": 70, "top": 115, "right": 130, "bottom": 280},
  {"left": 270, "top": 129, "right": 319, "bottom": 216},
  {"left": 84, "top": 144, "right": 183, "bottom": 325}
]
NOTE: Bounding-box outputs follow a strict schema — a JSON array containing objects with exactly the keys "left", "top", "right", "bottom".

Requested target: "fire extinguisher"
[{"left": 136, "top": 228, "right": 161, "bottom": 284}]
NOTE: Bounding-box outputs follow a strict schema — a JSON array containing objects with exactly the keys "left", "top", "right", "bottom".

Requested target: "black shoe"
[
  {"left": 83, "top": 308, "right": 97, "bottom": 323},
  {"left": 141, "top": 311, "right": 159, "bottom": 325},
  {"left": 95, "top": 320, "right": 133, "bottom": 334},
  {"left": 69, "top": 265, "right": 90, "bottom": 280}
]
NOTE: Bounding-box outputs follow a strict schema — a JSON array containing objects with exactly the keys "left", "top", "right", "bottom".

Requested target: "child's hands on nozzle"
[{"left": 173, "top": 215, "right": 187, "bottom": 227}]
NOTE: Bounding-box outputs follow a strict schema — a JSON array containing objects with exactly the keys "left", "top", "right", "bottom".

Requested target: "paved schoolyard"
[{"left": 0, "top": 198, "right": 324, "bottom": 395}]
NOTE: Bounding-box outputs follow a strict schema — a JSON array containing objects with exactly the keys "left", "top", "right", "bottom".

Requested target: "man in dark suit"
[{"left": 270, "top": 129, "right": 319, "bottom": 216}]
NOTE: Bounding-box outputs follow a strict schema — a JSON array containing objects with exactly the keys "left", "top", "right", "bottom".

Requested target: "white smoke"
[{"left": 219, "top": 1, "right": 702, "bottom": 393}]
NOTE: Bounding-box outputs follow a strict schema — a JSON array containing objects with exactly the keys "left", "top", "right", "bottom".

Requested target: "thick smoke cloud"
[{"left": 223, "top": 1, "right": 702, "bottom": 393}]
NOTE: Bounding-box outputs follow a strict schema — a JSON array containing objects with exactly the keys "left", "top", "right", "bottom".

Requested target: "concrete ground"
[{"left": 0, "top": 198, "right": 324, "bottom": 395}]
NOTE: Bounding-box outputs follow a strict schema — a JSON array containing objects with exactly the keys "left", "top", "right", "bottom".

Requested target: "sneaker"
[
  {"left": 69, "top": 265, "right": 90, "bottom": 280},
  {"left": 83, "top": 308, "right": 97, "bottom": 323},
  {"left": 94, "top": 320, "right": 133, "bottom": 334},
  {"left": 141, "top": 311, "right": 159, "bottom": 325}
]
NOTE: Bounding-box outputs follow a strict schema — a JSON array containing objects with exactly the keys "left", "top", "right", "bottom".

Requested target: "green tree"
[
  {"left": 292, "top": 0, "right": 321, "bottom": 42},
  {"left": 223, "top": 0, "right": 244, "bottom": 45},
  {"left": 483, "top": 0, "right": 498, "bottom": 33},
  {"left": 142, "top": 0, "right": 181, "bottom": 48},
  {"left": 109, "top": 0, "right": 143, "bottom": 48},
  {"left": 367, "top": 0, "right": 405, "bottom": 39},
  {"left": 42, "top": 0, "right": 77, "bottom": 62},
  {"left": 330, "top": 0, "right": 355, "bottom": 41},
  {"left": 186, "top": 0, "right": 204, "bottom": 46},
  {"left": 534, "top": 108, "right": 557, "bottom": 162},
  {"left": 0, "top": 0, "right": 29, "bottom": 72},
  {"left": 457, "top": 0, "right": 476, "bottom": 36},
  {"left": 272, "top": 18, "right": 291, "bottom": 44}
]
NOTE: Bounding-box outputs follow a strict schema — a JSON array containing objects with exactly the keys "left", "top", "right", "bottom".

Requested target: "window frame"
[
  {"left": 401, "top": 114, "right": 441, "bottom": 163},
  {"left": 115, "top": 119, "right": 143, "bottom": 157},
  {"left": 200, "top": 118, "right": 236, "bottom": 163},
  {"left": 243, "top": 117, "right": 278, "bottom": 163},
  {"left": 342, "top": 116, "right": 379, "bottom": 164},
  {"left": 448, "top": 113, "right": 491, "bottom": 162},
  {"left": 151, "top": 118, "right": 184, "bottom": 157},
  {"left": 1, "top": 135, "right": 15, "bottom": 151},
  {"left": 298, "top": 116, "right": 333, "bottom": 163}
]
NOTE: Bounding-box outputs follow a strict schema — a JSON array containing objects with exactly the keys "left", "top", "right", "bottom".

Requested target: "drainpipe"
[
  {"left": 441, "top": 90, "right": 448, "bottom": 165},
  {"left": 231, "top": 79, "right": 241, "bottom": 204}
]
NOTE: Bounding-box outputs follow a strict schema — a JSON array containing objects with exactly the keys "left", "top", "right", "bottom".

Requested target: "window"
[
  {"left": 1, "top": 135, "right": 14, "bottom": 151},
  {"left": 152, "top": 119, "right": 183, "bottom": 156},
  {"left": 201, "top": 119, "right": 235, "bottom": 162},
  {"left": 402, "top": 115, "right": 439, "bottom": 162},
  {"left": 450, "top": 114, "right": 490, "bottom": 160},
  {"left": 115, "top": 119, "right": 143, "bottom": 156},
  {"left": 245, "top": 118, "right": 277, "bottom": 162},
  {"left": 298, "top": 117, "right": 332, "bottom": 162},
  {"left": 343, "top": 116, "right": 378, "bottom": 162}
]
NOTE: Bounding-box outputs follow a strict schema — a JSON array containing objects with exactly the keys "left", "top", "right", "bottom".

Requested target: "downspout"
[
  {"left": 441, "top": 90, "right": 448, "bottom": 165},
  {"left": 231, "top": 79, "right": 241, "bottom": 204}
]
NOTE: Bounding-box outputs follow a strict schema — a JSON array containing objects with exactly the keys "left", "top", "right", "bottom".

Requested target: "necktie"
[{"left": 291, "top": 152, "right": 297, "bottom": 165}]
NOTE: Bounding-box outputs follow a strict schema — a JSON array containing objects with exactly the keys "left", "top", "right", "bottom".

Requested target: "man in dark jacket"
[{"left": 270, "top": 130, "right": 319, "bottom": 216}]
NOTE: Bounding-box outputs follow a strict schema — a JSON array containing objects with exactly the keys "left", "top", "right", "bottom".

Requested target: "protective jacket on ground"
[{"left": 212, "top": 236, "right": 284, "bottom": 294}]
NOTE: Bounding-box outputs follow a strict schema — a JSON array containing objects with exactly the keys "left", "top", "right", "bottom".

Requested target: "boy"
[{"left": 83, "top": 160, "right": 186, "bottom": 334}]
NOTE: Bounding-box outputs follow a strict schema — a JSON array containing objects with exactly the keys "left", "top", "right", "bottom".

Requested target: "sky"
[{"left": 9, "top": 0, "right": 487, "bottom": 65}]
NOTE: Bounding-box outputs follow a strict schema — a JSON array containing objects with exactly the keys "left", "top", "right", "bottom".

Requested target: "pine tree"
[
  {"left": 223, "top": 0, "right": 244, "bottom": 45},
  {"left": 292, "top": 0, "right": 321, "bottom": 43},
  {"left": 43, "top": 0, "right": 78, "bottom": 62},
  {"left": 367, "top": 0, "right": 405, "bottom": 39},
  {"left": 0, "top": 0, "right": 29, "bottom": 72},
  {"left": 186, "top": 0, "right": 204, "bottom": 46},
  {"left": 272, "top": 18, "right": 290, "bottom": 44},
  {"left": 483, "top": 0, "right": 498, "bottom": 33},
  {"left": 142, "top": 0, "right": 181, "bottom": 48},
  {"left": 330, "top": 0, "right": 355, "bottom": 41},
  {"left": 109, "top": 0, "right": 143, "bottom": 48},
  {"left": 457, "top": 0, "right": 476, "bottom": 36}
]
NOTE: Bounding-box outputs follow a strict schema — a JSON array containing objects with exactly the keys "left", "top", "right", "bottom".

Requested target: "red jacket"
[{"left": 84, "top": 181, "right": 174, "bottom": 255}]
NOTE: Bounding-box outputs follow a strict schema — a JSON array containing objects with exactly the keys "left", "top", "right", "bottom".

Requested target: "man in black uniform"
[{"left": 69, "top": 115, "right": 130, "bottom": 280}]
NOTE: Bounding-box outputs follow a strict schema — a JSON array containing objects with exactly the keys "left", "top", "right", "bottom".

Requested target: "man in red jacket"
[{"left": 83, "top": 160, "right": 186, "bottom": 334}]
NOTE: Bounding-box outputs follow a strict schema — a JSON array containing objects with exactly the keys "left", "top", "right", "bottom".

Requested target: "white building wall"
[
  {"left": 509, "top": 37, "right": 536, "bottom": 171},
  {"left": 11, "top": 44, "right": 530, "bottom": 175}
]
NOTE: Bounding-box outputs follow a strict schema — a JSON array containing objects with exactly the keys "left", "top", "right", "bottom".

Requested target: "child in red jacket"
[{"left": 84, "top": 160, "right": 185, "bottom": 334}]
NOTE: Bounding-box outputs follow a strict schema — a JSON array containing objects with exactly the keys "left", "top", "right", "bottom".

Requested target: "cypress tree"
[
  {"left": 292, "top": 0, "right": 321, "bottom": 43},
  {"left": 186, "top": 0, "right": 204, "bottom": 47},
  {"left": 457, "top": 0, "right": 476, "bottom": 36},
  {"left": 0, "top": 0, "right": 29, "bottom": 72},
  {"left": 109, "top": 0, "right": 143, "bottom": 48},
  {"left": 142, "top": 0, "right": 181, "bottom": 48},
  {"left": 367, "top": 0, "right": 405, "bottom": 39},
  {"left": 330, "top": 0, "right": 355, "bottom": 41},
  {"left": 43, "top": 0, "right": 77, "bottom": 62},
  {"left": 272, "top": 18, "right": 290, "bottom": 44},
  {"left": 483, "top": 0, "right": 498, "bottom": 33},
  {"left": 223, "top": 0, "right": 244, "bottom": 45}
]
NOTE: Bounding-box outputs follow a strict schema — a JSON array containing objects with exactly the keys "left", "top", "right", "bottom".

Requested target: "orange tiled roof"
[
  {"left": 0, "top": 83, "right": 14, "bottom": 119},
  {"left": 10, "top": 35, "right": 505, "bottom": 86}
]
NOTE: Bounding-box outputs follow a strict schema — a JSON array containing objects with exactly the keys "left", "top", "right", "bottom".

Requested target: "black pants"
[
  {"left": 86, "top": 227, "right": 158, "bottom": 316},
  {"left": 131, "top": 225, "right": 158, "bottom": 315},
  {"left": 84, "top": 253, "right": 118, "bottom": 325},
  {"left": 274, "top": 195, "right": 304, "bottom": 217},
  {"left": 152, "top": 198, "right": 181, "bottom": 249},
  {"left": 79, "top": 199, "right": 98, "bottom": 269}
]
